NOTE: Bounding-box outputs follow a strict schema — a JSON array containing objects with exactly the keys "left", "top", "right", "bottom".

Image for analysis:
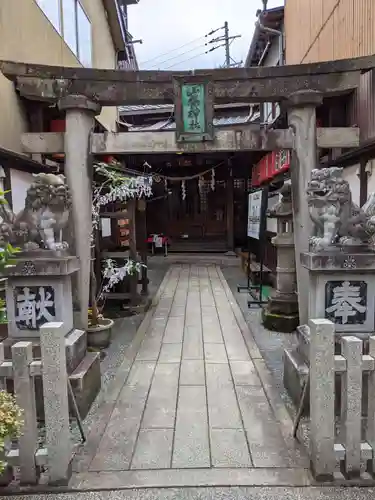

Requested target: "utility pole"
[
  {"left": 208, "top": 21, "right": 242, "bottom": 67},
  {"left": 224, "top": 21, "right": 230, "bottom": 67},
  {"left": 206, "top": 22, "right": 242, "bottom": 67}
]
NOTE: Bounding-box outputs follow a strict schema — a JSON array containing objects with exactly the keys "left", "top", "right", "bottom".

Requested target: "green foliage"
[
  {"left": 0, "top": 297, "right": 6, "bottom": 324},
  {"left": 0, "top": 243, "right": 20, "bottom": 275},
  {"left": 0, "top": 391, "right": 23, "bottom": 473}
]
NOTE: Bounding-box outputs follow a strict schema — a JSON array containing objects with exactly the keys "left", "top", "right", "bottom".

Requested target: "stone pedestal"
[
  {"left": 283, "top": 248, "right": 375, "bottom": 415},
  {"left": 5, "top": 255, "right": 78, "bottom": 339},
  {"left": 262, "top": 184, "right": 299, "bottom": 333},
  {"left": 3, "top": 254, "right": 101, "bottom": 418},
  {"left": 301, "top": 249, "right": 375, "bottom": 337}
]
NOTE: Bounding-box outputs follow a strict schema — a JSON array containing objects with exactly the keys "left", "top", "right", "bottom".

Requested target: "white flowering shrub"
[{"left": 90, "top": 162, "right": 153, "bottom": 325}]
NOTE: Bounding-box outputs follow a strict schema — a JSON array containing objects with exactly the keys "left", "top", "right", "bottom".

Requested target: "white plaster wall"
[
  {"left": 10, "top": 169, "right": 34, "bottom": 214},
  {"left": 342, "top": 164, "right": 360, "bottom": 205}
]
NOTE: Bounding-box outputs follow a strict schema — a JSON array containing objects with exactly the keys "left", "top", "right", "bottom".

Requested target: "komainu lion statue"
[
  {"left": 307, "top": 167, "right": 375, "bottom": 251},
  {"left": 0, "top": 173, "right": 71, "bottom": 252}
]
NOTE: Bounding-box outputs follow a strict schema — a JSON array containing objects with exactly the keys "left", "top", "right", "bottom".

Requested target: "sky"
[{"left": 128, "top": 0, "right": 284, "bottom": 71}]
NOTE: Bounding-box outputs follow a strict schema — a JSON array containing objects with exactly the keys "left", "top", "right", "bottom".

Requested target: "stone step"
[{"left": 69, "top": 351, "right": 101, "bottom": 419}]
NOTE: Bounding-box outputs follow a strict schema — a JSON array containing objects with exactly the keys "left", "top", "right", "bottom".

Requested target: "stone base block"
[
  {"left": 69, "top": 352, "right": 101, "bottom": 419},
  {"left": 4, "top": 331, "right": 99, "bottom": 420},
  {"left": 65, "top": 329, "right": 87, "bottom": 373},
  {"left": 262, "top": 308, "right": 299, "bottom": 333},
  {"left": 283, "top": 348, "right": 309, "bottom": 412},
  {"left": 1, "top": 329, "right": 87, "bottom": 373},
  {"left": 295, "top": 325, "right": 310, "bottom": 361},
  {"left": 283, "top": 347, "right": 369, "bottom": 417},
  {"left": 267, "top": 293, "right": 299, "bottom": 317}
]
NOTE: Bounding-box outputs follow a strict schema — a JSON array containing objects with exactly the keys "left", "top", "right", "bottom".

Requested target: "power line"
[
  {"left": 165, "top": 44, "right": 224, "bottom": 70},
  {"left": 164, "top": 50, "right": 209, "bottom": 70},
  {"left": 207, "top": 21, "right": 242, "bottom": 67},
  {"left": 140, "top": 26, "right": 225, "bottom": 67},
  {"left": 148, "top": 42, "right": 209, "bottom": 69},
  {"left": 141, "top": 35, "right": 206, "bottom": 66}
]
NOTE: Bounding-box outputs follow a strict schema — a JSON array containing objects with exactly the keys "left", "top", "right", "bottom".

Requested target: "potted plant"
[
  {"left": 0, "top": 391, "right": 23, "bottom": 485},
  {"left": 86, "top": 161, "right": 152, "bottom": 349}
]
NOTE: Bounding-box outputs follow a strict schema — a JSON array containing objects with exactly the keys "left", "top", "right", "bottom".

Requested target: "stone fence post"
[
  {"left": 40, "top": 322, "right": 72, "bottom": 485},
  {"left": 309, "top": 318, "right": 335, "bottom": 481},
  {"left": 12, "top": 341, "right": 38, "bottom": 484}
]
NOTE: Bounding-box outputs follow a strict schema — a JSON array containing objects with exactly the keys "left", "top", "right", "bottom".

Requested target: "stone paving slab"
[
  {"left": 70, "top": 467, "right": 311, "bottom": 489},
  {"left": 230, "top": 360, "right": 262, "bottom": 386},
  {"left": 130, "top": 429, "right": 173, "bottom": 470},
  {"left": 75, "top": 264, "right": 309, "bottom": 488},
  {"left": 204, "top": 342, "right": 228, "bottom": 363},
  {"left": 210, "top": 429, "right": 252, "bottom": 468},
  {"left": 182, "top": 325, "right": 203, "bottom": 359},
  {"left": 180, "top": 359, "right": 205, "bottom": 385},
  {"left": 141, "top": 363, "right": 179, "bottom": 429},
  {"left": 172, "top": 386, "right": 210, "bottom": 469}
]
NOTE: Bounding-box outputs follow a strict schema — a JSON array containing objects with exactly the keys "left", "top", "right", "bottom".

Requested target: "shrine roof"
[
  {"left": 127, "top": 112, "right": 261, "bottom": 132},
  {"left": 118, "top": 102, "right": 253, "bottom": 115}
]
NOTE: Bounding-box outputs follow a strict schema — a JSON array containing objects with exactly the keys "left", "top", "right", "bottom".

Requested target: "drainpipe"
[
  {"left": 258, "top": 41, "right": 271, "bottom": 66},
  {"left": 255, "top": 12, "right": 284, "bottom": 65}
]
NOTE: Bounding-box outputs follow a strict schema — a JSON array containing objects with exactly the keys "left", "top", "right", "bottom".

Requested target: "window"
[
  {"left": 36, "top": 0, "right": 61, "bottom": 33},
  {"left": 77, "top": 3, "right": 92, "bottom": 68},
  {"left": 62, "top": 0, "right": 78, "bottom": 55},
  {"left": 36, "top": 0, "right": 92, "bottom": 68}
]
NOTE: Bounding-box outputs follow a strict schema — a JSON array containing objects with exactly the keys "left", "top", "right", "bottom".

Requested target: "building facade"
[
  {"left": 119, "top": 103, "right": 261, "bottom": 252},
  {"left": 0, "top": 0, "right": 139, "bottom": 208},
  {"left": 245, "top": 5, "right": 286, "bottom": 273},
  {"left": 284, "top": 0, "right": 375, "bottom": 206}
]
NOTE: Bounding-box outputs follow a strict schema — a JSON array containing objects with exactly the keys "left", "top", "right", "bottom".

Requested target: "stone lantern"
[{"left": 262, "top": 183, "right": 299, "bottom": 333}]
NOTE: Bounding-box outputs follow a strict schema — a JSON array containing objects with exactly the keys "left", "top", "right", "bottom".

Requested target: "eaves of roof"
[
  {"left": 119, "top": 102, "right": 255, "bottom": 116},
  {"left": 102, "top": 0, "right": 127, "bottom": 51},
  {"left": 0, "top": 147, "right": 53, "bottom": 174},
  {"left": 245, "top": 6, "right": 284, "bottom": 67},
  {"left": 128, "top": 112, "right": 261, "bottom": 132}
]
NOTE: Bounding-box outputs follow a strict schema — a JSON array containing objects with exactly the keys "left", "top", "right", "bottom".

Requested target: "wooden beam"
[
  {"left": 21, "top": 127, "right": 360, "bottom": 155},
  {"left": 12, "top": 72, "right": 360, "bottom": 105}
]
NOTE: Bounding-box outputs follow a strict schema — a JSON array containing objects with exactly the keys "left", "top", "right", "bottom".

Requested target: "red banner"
[{"left": 253, "top": 150, "right": 291, "bottom": 185}]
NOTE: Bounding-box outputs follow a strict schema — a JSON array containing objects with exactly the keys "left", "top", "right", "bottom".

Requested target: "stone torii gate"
[{"left": 1, "top": 55, "right": 374, "bottom": 328}]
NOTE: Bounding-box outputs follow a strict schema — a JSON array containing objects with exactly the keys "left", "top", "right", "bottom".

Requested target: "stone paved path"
[{"left": 72, "top": 265, "right": 309, "bottom": 489}]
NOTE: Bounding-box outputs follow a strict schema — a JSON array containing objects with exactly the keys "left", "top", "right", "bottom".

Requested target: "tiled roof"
[
  {"left": 119, "top": 104, "right": 173, "bottom": 115},
  {"left": 119, "top": 102, "right": 256, "bottom": 115},
  {"left": 128, "top": 113, "right": 261, "bottom": 132}
]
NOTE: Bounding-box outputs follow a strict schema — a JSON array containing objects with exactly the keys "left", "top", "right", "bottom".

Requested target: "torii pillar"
[
  {"left": 287, "top": 90, "right": 323, "bottom": 325},
  {"left": 58, "top": 95, "right": 101, "bottom": 330}
]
